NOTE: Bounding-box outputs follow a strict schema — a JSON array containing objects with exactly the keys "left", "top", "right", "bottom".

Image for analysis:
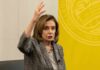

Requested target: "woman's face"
[{"left": 42, "top": 20, "right": 56, "bottom": 42}]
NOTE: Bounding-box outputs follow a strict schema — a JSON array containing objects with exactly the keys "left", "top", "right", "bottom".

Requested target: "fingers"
[
  {"left": 33, "top": 0, "right": 46, "bottom": 19},
  {"left": 37, "top": 0, "right": 45, "bottom": 12},
  {"left": 38, "top": 1, "right": 44, "bottom": 10}
]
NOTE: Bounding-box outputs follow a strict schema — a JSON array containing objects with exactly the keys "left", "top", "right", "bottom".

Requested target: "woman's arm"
[
  {"left": 24, "top": 1, "right": 45, "bottom": 37},
  {"left": 17, "top": 33, "right": 33, "bottom": 55},
  {"left": 17, "top": 1, "right": 45, "bottom": 55}
]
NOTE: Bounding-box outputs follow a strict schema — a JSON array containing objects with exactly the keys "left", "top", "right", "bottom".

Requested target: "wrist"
[{"left": 32, "top": 15, "right": 39, "bottom": 23}]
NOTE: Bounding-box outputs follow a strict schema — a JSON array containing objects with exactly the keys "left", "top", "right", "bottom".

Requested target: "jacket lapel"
[
  {"left": 39, "top": 42, "right": 53, "bottom": 70},
  {"left": 39, "top": 41, "right": 61, "bottom": 65},
  {"left": 52, "top": 42, "right": 61, "bottom": 63}
]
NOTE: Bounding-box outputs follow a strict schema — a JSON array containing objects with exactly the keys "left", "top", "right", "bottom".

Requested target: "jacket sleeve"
[{"left": 17, "top": 32, "right": 34, "bottom": 55}]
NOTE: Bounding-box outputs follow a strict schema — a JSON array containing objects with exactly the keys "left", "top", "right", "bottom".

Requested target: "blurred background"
[{"left": 59, "top": 0, "right": 100, "bottom": 70}]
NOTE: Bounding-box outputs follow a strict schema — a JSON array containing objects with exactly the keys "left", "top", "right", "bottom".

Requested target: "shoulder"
[
  {"left": 56, "top": 44, "right": 63, "bottom": 50},
  {"left": 56, "top": 44, "right": 64, "bottom": 58}
]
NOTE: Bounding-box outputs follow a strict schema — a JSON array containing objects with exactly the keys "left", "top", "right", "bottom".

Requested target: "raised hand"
[
  {"left": 24, "top": 1, "right": 45, "bottom": 37},
  {"left": 32, "top": 1, "right": 45, "bottom": 22}
]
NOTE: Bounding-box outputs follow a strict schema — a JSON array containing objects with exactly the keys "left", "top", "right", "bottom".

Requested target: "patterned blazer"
[{"left": 17, "top": 33, "right": 66, "bottom": 70}]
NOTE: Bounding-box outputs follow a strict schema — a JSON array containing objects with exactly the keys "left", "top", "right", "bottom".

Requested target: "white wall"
[{"left": 0, "top": 0, "right": 58, "bottom": 61}]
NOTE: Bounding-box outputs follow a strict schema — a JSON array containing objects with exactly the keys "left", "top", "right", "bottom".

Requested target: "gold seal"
[{"left": 59, "top": 0, "right": 100, "bottom": 46}]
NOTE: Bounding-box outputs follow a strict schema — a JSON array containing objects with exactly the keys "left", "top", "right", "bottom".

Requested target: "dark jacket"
[{"left": 17, "top": 33, "right": 66, "bottom": 70}]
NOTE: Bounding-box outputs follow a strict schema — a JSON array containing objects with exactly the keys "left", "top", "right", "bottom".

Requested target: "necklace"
[{"left": 45, "top": 46, "right": 53, "bottom": 53}]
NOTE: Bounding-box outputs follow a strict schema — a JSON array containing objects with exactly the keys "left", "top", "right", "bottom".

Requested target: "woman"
[{"left": 17, "top": 1, "right": 65, "bottom": 70}]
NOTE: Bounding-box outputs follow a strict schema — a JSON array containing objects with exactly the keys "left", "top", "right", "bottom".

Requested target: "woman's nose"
[
  {"left": 48, "top": 29, "right": 51, "bottom": 33},
  {"left": 48, "top": 29, "right": 53, "bottom": 33}
]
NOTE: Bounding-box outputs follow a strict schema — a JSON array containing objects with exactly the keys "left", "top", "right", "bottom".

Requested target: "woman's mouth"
[{"left": 47, "top": 36, "right": 53, "bottom": 39}]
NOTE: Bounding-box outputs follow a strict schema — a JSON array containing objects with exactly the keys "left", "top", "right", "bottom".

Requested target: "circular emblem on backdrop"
[{"left": 59, "top": 0, "right": 100, "bottom": 46}]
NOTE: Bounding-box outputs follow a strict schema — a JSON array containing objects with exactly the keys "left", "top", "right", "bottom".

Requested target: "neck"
[
  {"left": 42, "top": 41, "right": 53, "bottom": 53},
  {"left": 43, "top": 41, "right": 52, "bottom": 46}
]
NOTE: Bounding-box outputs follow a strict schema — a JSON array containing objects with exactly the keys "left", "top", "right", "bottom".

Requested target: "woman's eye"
[
  {"left": 44, "top": 26, "right": 49, "bottom": 30},
  {"left": 52, "top": 27, "right": 56, "bottom": 30},
  {"left": 43, "top": 26, "right": 56, "bottom": 31}
]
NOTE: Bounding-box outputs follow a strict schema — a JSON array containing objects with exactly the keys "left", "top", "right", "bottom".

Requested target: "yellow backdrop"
[{"left": 58, "top": 0, "right": 100, "bottom": 70}]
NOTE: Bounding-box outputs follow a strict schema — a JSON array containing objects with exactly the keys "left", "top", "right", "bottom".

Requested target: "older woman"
[{"left": 17, "top": 1, "right": 65, "bottom": 70}]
